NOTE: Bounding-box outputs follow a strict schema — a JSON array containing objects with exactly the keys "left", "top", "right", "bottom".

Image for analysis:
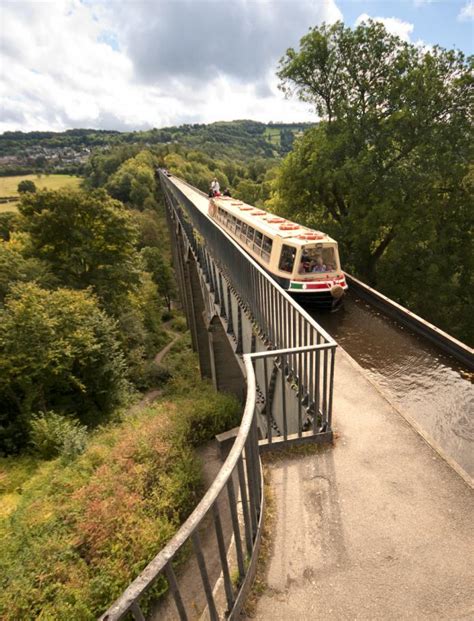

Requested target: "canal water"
[{"left": 312, "top": 293, "right": 474, "bottom": 481}]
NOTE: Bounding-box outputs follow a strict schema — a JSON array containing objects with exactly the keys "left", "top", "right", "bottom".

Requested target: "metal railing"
[
  {"left": 100, "top": 174, "right": 337, "bottom": 619},
  {"left": 161, "top": 173, "right": 337, "bottom": 434},
  {"left": 100, "top": 355, "right": 261, "bottom": 621},
  {"left": 100, "top": 344, "right": 334, "bottom": 620}
]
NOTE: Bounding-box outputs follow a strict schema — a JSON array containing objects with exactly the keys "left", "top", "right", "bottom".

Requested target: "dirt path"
[
  {"left": 154, "top": 333, "right": 180, "bottom": 366},
  {"left": 132, "top": 328, "right": 181, "bottom": 410}
]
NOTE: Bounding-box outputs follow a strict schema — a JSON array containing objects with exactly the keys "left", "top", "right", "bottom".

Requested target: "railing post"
[{"left": 99, "top": 174, "right": 338, "bottom": 621}]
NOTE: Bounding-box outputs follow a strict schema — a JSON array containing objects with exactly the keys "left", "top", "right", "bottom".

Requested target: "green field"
[
  {"left": 0, "top": 174, "right": 82, "bottom": 213},
  {"left": 0, "top": 174, "right": 81, "bottom": 198},
  {"left": 264, "top": 128, "right": 281, "bottom": 146},
  {"left": 0, "top": 203, "right": 19, "bottom": 213}
]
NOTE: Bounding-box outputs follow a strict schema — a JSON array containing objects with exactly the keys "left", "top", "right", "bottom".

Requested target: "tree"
[
  {"left": 0, "top": 241, "right": 55, "bottom": 305},
  {"left": 82, "top": 145, "right": 140, "bottom": 188},
  {"left": 106, "top": 150, "right": 158, "bottom": 209},
  {"left": 275, "top": 20, "right": 473, "bottom": 343},
  {"left": 18, "top": 188, "right": 141, "bottom": 313},
  {"left": 0, "top": 212, "right": 21, "bottom": 242},
  {"left": 17, "top": 179, "right": 36, "bottom": 194},
  {"left": 117, "top": 273, "right": 165, "bottom": 388},
  {"left": 235, "top": 178, "right": 262, "bottom": 206},
  {"left": 0, "top": 283, "right": 129, "bottom": 453},
  {"left": 132, "top": 209, "right": 167, "bottom": 250},
  {"left": 140, "top": 246, "right": 177, "bottom": 311}
]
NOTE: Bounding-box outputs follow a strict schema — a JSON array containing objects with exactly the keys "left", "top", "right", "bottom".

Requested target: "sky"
[{"left": 1, "top": 0, "right": 473, "bottom": 133}]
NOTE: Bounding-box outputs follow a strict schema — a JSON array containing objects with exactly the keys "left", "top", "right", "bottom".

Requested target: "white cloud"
[
  {"left": 355, "top": 13, "right": 414, "bottom": 42},
  {"left": 0, "top": 0, "right": 343, "bottom": 132},
  {"left": 458, "top": 1, "right": 474, "bottom": 21}
]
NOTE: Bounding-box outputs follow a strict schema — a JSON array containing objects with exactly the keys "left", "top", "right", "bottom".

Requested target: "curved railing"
[
  {"left": 100, "top": 355, "right": 262, "bottom": 620},
  {"left": 100, "top": 173, "right": 337, "bottom": 619}
]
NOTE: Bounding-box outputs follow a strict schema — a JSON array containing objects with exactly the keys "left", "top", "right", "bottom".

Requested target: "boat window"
[
  {"left": 253, "top": 230, "right": 263, "bottom": 253},
  {"left": 235, "top": 219, "right": 242, "bottom": 234},
  {"left": 298, "top": 245, "right": 338, "bottom": 275},
  {"left": 261, "top": 236, "right": 273, "bottom": 263},
  {"left": 246, "top": 226, "right": 255, "bottom": 244},
  {"left": 278, "top": 244, "right": 296, "bottom": 273},
  {"left": 240, "top": 223, "right": 248, "bottom": 240}
]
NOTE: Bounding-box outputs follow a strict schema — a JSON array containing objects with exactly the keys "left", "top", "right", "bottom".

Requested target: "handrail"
[
  {"left": 100, "top": 354, "right": 258, "bottom": 620},
  {"left": 100, "top": 343, "right": 328, "bottom": 620},
  {"left": 100, "top": 174, "right": 338, "bottom": 619}
]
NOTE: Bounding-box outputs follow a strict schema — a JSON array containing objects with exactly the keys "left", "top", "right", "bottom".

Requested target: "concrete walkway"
[{"left": 253, "top": 349, "right": 473, "bottom": 620}]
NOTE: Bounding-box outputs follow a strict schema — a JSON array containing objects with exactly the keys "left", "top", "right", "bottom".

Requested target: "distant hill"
[{"left": 0, "top": 121, "right": 314, "bottom": 175}]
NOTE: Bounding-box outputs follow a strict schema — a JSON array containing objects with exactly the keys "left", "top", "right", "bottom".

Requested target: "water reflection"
[{"left": 313, "top": 295, "right": 474, "bottom": 479}]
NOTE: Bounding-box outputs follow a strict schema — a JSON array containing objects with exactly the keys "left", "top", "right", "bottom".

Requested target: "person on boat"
[
  {"left": 223, "top": 188, "right": 231, "bottom": 197},
  {"left": 311, "top": 256, "right": 327, "bottom": 272},
  {"left": 299, "top": 251, "right": 311, "bottom": 273},
  {"left": 210, "top": 178, "right": 220, "bottom": 196}
]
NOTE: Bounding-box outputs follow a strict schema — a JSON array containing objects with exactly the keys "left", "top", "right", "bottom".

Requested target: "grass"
[
  {"left": 0, "top": 334, "right": 242, "bottom": 620},
  {"left": 264, "top": 128, "right": 281, "bottom": 146},
  {"left": 0, "top": 174, "right": 81, "bottom": 198},
  {"left": 0, "top": 202, "right": 18, "bottom": 213}
]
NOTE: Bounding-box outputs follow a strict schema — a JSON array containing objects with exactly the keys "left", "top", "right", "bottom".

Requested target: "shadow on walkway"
[{"left": 251, "top": 349, "right": 474, "bottom": 620}]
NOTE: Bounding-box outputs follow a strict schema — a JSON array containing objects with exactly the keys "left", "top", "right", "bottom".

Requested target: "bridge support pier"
[
  {"left": 186, "top": 252, "right": 213, "bottom": 380},
  {"left": 207, "top": 315, "right": 246, "bottom": 403}
]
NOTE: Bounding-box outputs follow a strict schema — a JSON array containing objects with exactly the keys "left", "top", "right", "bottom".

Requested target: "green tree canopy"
[
  {"left": 0, "top": 283, "right": 128, "bottom": 453},
  {"left": 0, "top": 241, "right": 55, "bottom": 305},
  {"left": 18, "top": 188, "right": 141, "bottom": 313},
  {"left": 106, "top": 150, "right": 158, "bottom": 209},
  {"left": 275, "top": 20, "right": 473, "bottom": 343},
  {"left": 82, "top": 145, "right": 141, "bottom": 188},
  {"left": 141, "top": 246, "right": 177, "bottom": 311},
  {"left": 17, "top": 179, "right": 36, "bottom": 194},
  {"left": 0, "top": 212, "right": 21, "bottom": 242}
]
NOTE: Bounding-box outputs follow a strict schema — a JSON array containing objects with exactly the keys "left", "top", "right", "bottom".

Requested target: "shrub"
[
  {"left": 0, "top": 338, "right": 242, "bottom": 618},
  {"left": 29, "top": 412, "right": 88, "bottom": 460},
  {"left": 0, "top": 404, "right": 202, "bottom": 619},
  {"left": 173, "top": 388, "right": 241, "bottom": 447},
  {"left": 0, "top": 212, "right": 21, "bottom": 242},
  {"left": 170, "top": 316, "right": 188, "bottom": 332},
  {"left": 0, "top": 283, "right": 129, "bottom": 453},
  {"left": 161, "top": 309, "right": 174, "bottom": 322},
  {"left": 17, "top": 179, "right": 36, "bottom": 194},
  {"left": 145, "top": 360, "right": 172, "bottom": 387}
]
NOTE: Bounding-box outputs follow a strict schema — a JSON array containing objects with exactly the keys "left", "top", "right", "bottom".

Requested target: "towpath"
[{"left": 252, "top": 348, "right": 473, "bottom": 620}]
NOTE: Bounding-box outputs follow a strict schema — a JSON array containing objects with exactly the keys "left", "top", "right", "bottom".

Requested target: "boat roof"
[{"left": 213, "top": 196, "right": 337, "bottom": 246}]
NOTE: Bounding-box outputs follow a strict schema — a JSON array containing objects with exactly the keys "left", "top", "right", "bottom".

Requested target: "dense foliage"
[
  {"left": 0, "top": 284, "right": 128, "bottom": 453},
  {"left": 0, "top": 121, "right": 312, "bottom": 176},
  {"left": 275, "top": 21, "right": 473, "bottom": 344},
  {"left": 0, "top": 347, "right": 241, "bottom": 619},
  {"left": 19, "top": 189, "right": 142, "bottom": 313},
  {"left": 0, "top": 148, "right": 177, "bottom": 455},
  {"left": 162, "top": 148, "right": 279, "bottom": 207},
  {"left": 17, "top": 179, "right": 36, "bottom": 194},
  {"left": 0, "top": 136, "right": 243, "bottom": 618}
]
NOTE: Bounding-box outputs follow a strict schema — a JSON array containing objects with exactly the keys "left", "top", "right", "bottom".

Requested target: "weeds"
[
  {"left": 241, "top": 464, "right": 276, "bottom": 618},
  {"left": 0, "top": 332, "right": 242, "bottom": 619}
]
